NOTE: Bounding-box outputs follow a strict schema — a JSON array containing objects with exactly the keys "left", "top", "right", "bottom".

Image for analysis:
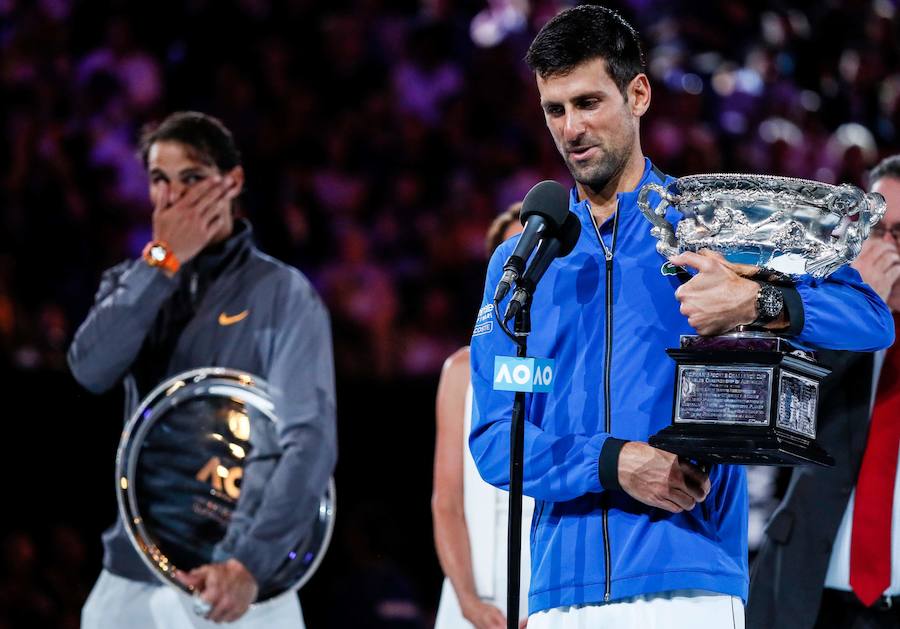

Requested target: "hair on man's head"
[
  {"left": 139, "top": 111, "right": 241, "bottom": 172},
  {"left": 525, "top": 5, "right": 646, "bottom": 97},
  {"left": 869, "top": 155, "right": 900, "bottom": 187}
]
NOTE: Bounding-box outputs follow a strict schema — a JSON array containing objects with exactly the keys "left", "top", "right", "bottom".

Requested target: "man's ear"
[
  {"left": 226, "top": 166, "right": 245, "bottom": 193},
  {"left": 629, "top": 73, "right": 651, "bottom": 118}
]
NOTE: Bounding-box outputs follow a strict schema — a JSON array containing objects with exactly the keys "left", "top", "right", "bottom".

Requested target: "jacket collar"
[
  {"left": 568, "top": 157, "right": 663, "bottom": 219},
  {"left": 188, "top": 218, "right": 253, "bottom": 278}
]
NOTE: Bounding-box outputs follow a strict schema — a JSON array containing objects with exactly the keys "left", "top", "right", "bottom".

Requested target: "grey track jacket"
[{"left": 68, "top": 220, "right": 337, "bottom": 587}]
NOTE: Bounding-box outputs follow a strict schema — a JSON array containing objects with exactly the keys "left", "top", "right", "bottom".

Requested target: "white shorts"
[
  {"left": 528, "top": 589, "right": 744, "bottom": 629},
  {"left": 81, "top": 569, "right": 305, "bottom": 629}
]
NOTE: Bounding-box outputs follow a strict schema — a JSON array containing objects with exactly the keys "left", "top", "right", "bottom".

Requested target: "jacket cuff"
[
  {"left": 778, "top": 285, "right": 804, "bottom": 337},
  {"left": 227, "top": 543, "right": 268, "bottom": 588},
  {"left": 598, "top": 437, "right": 627, "bottom": 491}
]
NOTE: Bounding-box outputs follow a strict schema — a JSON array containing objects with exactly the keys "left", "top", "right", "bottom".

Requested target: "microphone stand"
[{"left": 493, "top": 294, "right": 531, "bottom": 629}]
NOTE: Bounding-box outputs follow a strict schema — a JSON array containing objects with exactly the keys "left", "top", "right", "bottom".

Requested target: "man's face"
[
  {"left": 147, "top": 140, "right": 237, "bottom": 244},
  {"left": 537, "top": 57, "right": 645, "bottom": 192},
  {"left": 871, "top": 176, "right": 900, "bottom": 311}
]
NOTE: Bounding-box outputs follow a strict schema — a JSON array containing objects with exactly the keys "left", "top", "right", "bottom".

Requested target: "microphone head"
[
  {"left": 520, "top": 180, "right": 569, "bottom": 231},
  {"left": 556, "top": 212, "right": 582, "bottom": 257}
]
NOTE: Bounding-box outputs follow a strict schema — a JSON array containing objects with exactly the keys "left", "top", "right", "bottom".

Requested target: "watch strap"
[{"left": 142, "top": 240, "right": 181, "bottom": 274}]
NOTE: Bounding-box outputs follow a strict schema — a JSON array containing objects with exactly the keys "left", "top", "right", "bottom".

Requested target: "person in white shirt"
[{"left": 432, "top": 205, "right": 530, "bottom": 629}]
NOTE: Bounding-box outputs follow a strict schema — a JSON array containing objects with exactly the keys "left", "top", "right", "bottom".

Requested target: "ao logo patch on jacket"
[
  {"left": 472, "top": 303, "right": 494, "bottom": 337},
  {"left": 493, "top": 357, "right": 555, "bottom": 393}
]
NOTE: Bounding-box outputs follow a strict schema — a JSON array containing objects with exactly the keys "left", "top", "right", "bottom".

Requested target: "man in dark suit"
[{"left": 747, "top": 156, "right": 900, "bottom": 629}]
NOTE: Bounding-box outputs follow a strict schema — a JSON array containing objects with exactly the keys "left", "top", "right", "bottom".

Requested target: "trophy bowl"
[
  {"left": 638, "top": 173, "right": 885, "bottom": 278},
  {"left": 637, "top": 174, "right": 885, "bottom": 466},
  {"left": 116, "top": 368, "right": 336, "bottom": 604}
]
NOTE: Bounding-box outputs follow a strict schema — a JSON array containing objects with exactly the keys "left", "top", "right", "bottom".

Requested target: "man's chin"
[{"left": 565, "top": 162, "right": 603, "bottom": 187}]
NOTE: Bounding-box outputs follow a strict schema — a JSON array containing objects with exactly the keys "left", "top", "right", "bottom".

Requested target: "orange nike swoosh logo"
[{"left": 218, "top": 310, "right": 249, "bottom": 326}]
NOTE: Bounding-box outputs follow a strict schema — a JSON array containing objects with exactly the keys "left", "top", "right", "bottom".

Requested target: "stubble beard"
[
  {"left": 565, "top": 143, "right": 630, "bottom": 195},
  {"left": 566, "top": 151, "right": 625, "bottom": 191}
]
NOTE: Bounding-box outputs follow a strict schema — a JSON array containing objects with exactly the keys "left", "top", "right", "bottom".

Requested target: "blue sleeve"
[
  {"left": 791, "top": 264, "right": 894, "bottom": 351},
  {"left": 468, "top": 245, "right": 612, "bottom": 503}
]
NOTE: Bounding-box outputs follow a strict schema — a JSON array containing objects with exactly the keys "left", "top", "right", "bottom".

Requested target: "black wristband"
[
  {"left": 778, "top": 285, "right": 804, "bottom": 336},
  {"left": 598, "top": 437, "right": 628, "bottom": 491}
]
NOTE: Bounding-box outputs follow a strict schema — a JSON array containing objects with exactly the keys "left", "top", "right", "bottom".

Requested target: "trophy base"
[
  {"left": 656, "top": 333, "right": 834, "bottom": 468},
  {"left": 649, "top": 425, "right": 834, "bottom": 466}
]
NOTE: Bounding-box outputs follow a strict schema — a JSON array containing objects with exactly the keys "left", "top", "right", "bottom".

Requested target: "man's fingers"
[
  {"left": 679, "top": 473, "right": 711, "bottom": 502},
  {"left": 174, "top": 569, "right": 200, "bottom": 589},
  {"left": 186, "top": 566, "right": 210, "bottom": 590},
  {"left": 679, "top": 458, "right": 710, "bottom": 486},
  {"left": 887, "top": 260, "right": 900, "bottom": 282},
  {"left": 670, "top": 487, "right": 698, "bottom": 511},
  {"left": 659, "top": 497, "right": 684, "bottom": 513},
  {"left": 196, "top": 178, "right": 236, "bottom": 220},
  {"left": 180, "top": 176, "right": 222, "bottom": 209},
  {"left": 878, "top": 251, "right": 900, "bottom": 274},
  {"left": 669, "top": 251, "right": 715, "bottom": 273},
  {"left": 208, "top": 598, "right": 233, "bottom": 623},
  {"left": 153, "top": 182, "right": 170, "bottom": 214},
  {"left": 222, "top": 603, "right": 250, "bottom": 624},
  {"left": 204, "top": 210, "right": 226, "bottom": 238},
  {"left": 200, "top": 585, "right": 223, "bottom": 620}
]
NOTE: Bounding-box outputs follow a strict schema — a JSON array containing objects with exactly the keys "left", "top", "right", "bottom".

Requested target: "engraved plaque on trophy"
[{"left": 638, "top": 174, "right": 886, "bottom": 466}]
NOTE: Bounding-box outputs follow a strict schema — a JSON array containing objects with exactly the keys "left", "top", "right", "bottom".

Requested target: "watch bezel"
[
  {"left": 148, "top": 245, "right": 168, "bottom": 263},
  {"left": 754, "top": 282, "right": 784, "bottom": 325}
]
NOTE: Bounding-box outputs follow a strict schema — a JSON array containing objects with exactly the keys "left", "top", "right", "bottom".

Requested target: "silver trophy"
[
  {"left": 637, "top": 174, "right": 885, "bottom": 466},
  {"left": 116, "top": 368, "right": 336, "bottom": 608}
]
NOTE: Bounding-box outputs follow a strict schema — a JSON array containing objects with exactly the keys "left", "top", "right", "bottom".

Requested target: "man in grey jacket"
[{"left": 70, "top": 111, "right": 336, "bottom": 627}]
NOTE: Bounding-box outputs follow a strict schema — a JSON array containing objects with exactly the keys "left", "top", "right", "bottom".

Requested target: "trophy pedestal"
[{"left": 648, "top": 334, "right": 834, "bottom": 467}]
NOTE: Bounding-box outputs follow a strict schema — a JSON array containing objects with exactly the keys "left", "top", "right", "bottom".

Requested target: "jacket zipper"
[{"left": 589, "top": 203, "right": 619, "bottom": 602}]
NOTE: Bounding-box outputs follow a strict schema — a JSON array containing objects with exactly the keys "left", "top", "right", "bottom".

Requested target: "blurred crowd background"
[{"left": 1, "top": 0, "right": 899, "bottom": 627}]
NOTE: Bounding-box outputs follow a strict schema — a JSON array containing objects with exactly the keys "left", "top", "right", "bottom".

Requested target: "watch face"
[
  {"left": 150, "top": 245, "right": 167, "bottom": 262},
  {"left": 759, "top": 285, "right": 783, "bottom": 320}
]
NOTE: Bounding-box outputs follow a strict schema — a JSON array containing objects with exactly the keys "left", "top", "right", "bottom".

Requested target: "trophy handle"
[
  {"left": 864, "top": 191, "right": 887, "bottom": 227},
  {"left": 637, "top": 182, "right": 679, "bottom": 258}
]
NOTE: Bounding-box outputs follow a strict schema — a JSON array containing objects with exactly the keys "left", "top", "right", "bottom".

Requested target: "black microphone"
[
  {"left": 493, "top": 181, "right": 570, "bottom": 303},
  {"left": 503, "top": 212, "right": 582, "bottom": 322}
]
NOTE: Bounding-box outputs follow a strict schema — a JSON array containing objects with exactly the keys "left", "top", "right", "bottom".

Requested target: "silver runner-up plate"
[{"left": 116, "top": 367, "right": 335, "bottom": 603}]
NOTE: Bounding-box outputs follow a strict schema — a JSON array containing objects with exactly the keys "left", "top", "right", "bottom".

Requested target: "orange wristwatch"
[{"left": 142, "top": 240, "right": 181, "bottom": 274}]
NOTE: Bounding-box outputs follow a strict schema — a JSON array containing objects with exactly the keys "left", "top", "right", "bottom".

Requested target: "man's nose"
[
  {"left": 563, "top": 110, "right": 585, "bottom": 144},
  {"left": 166, "top": 183, "right": 185, "bottom": 207}
]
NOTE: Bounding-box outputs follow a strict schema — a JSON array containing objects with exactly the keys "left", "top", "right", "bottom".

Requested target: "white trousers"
[
  {"left": 81, "top": 570, "right": 305, "bottom": 629},
  {"left": 528, "top": 590, "right": 744, "bottom": 629}
]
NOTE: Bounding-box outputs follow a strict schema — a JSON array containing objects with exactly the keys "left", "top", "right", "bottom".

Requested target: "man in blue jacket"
[{"left": 469, "top": 6, "right": 895, "bottom": 628}]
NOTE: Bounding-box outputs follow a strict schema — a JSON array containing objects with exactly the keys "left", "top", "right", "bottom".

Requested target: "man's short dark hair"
[
  {"left": 869, "top": 155, "right": 900, "bottom": 186},
  {"left": 139, "top": 111, "right": 241, "bottom": 172},
  {"left": 525, "top": 5, "right": 646, "bottom": 97}
]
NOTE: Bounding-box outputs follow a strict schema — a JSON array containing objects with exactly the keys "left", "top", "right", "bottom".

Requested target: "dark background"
[{"left": 2, "top": 0, "right": 900, "bottom": 626}]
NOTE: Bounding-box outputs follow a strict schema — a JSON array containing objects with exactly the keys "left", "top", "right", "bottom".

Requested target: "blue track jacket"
[{"left": 469, "top": 159, "right": 894, "bottom": 614}]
